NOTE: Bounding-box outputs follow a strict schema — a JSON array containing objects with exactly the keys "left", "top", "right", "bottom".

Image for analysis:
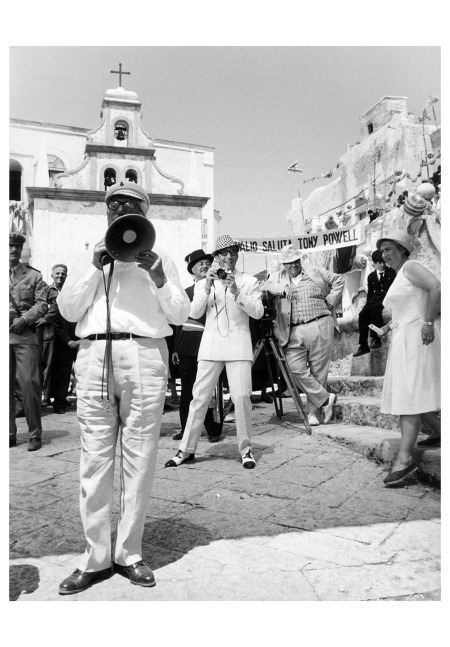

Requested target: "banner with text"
[{"left": 236, "top": 223, "right": 361, "bottom": 255}]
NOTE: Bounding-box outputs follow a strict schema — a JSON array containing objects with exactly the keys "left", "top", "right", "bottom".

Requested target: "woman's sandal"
[
  {"left": 165, "top": 450, "right": 195, "bottom": 468},
  {"left": 383, "top": 463, "right": 418, "bottom": 487}
]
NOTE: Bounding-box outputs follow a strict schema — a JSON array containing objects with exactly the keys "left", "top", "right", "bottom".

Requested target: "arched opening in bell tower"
[
  {"left": 114, "top": 120, "right": 129, "bottom": 145},
  {"left": 104, "top": 168, "right": 116, "bottom": 190}
]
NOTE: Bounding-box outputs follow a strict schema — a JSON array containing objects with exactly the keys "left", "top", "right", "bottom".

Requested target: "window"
[
  {"left": 125, "top": 169, "right": 138, "bottom": 183},
  {"left": 104, "top": 168, "right": 116, "bottom": 190},
  {"left": 47, "top": 155, "right": 66, "bottom": 187},
  {"left": 367, "top": 122, "right": 374, "bottom": 135},
  {"left": 10, "top": 159, "right": 22, "bottom": 201}
]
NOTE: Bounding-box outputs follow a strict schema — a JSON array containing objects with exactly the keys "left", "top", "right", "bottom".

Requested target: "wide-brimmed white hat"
[
  {"left": 376, "top": 228, "right": 414, "bottom": 255},
  {"left": 280, "top": 244, "right": 303, "bottom": 264}
]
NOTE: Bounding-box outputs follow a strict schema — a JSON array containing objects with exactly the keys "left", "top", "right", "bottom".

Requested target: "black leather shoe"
[
  {"left": 113, "top": 561, "right": 155, "bottom": 587},
  {"left": 354, "top": 346, "right": 370, "bottom": 357},
  {"left": 417, "top": 436, "right": 441, "bottom": 447},
  {"left": 208, "top": 435, "right": 221, "bottom": 443},
  {"left": 53, "top": 406, "right": 66, "bottom": 414},
  {"left": 28, "top": 439, "right": 42, "bottom": 452},
  {"left": 41, "top": 399, "right": 51, "bottom": 407},
  {"left": 10, "top": 437, "right": 17, "bottom": 448},
  {"left": 59, "top": 567, "right": 113, "bottom": 595},
  {"left": 369, "top": 339, "right": 381, "bottom": 349},
  {"left": 172, "top": 431, "right": 183, "bottom": 441}
]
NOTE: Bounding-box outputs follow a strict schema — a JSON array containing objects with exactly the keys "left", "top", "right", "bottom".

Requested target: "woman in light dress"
[{"left": 376, "top": 229, "right": 441, "bottom": 487}]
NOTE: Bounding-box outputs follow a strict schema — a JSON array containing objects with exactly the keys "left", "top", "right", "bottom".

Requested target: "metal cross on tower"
[{"left": 110, "top": 63, "right": 131, "bottom": 88}]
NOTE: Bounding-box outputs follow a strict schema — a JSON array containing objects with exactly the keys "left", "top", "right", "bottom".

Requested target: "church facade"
[{"left": 9, "top": 85, "right": 218, "bottom": 286}]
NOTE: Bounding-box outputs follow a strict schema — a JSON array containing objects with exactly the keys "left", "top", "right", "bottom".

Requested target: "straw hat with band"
[
  {"left": 279, "top": 244, "right": 303, "bottom": 264},
  {"left": 212, "top": 235, "right": 239, "bottom": 257}
]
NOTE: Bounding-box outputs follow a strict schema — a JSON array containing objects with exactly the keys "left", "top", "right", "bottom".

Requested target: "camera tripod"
[{"left": 219, "top": 318, "right": 311, "bottom": 434}]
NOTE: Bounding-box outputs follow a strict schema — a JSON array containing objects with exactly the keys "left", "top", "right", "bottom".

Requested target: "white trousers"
[
  {"left": 179, "top": 360, "right": 253, "bottom": 456},
  {"left": 75, "top": 337, "right": 168, "bottom": 572},
  {"left": 285, "top": 316, "right": 334, "bottom": 413}
]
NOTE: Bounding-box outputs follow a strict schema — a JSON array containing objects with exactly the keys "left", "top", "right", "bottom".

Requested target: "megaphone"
[{"left": 104, "top": 213, "right": 156, "bottom": 262}]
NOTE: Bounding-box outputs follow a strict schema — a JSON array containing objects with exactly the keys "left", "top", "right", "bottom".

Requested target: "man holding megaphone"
[{"left": 56, "top": 181, "right": 190, "bottom": 595}]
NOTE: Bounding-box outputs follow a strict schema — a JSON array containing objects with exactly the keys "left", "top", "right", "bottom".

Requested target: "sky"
[{"left": 9, "top": 45, "right": 440, "bottom": 251}]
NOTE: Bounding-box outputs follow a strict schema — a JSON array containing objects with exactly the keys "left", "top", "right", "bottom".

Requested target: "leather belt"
[
  {"left": 83, "top": 333, "right": 147, "bottom": 341},
  {"left": 291, "top": 314, "right": 331, "bottom": 326}
]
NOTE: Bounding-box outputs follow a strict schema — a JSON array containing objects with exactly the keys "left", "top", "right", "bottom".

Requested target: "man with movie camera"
[
  {"left": 57, "top": 181, "right": 190, "bottom": 595},
  {"left": 165, "top": 234, "right": 264, "bottom": 470},
  {"left": 262, "top": 244, "right": 344, "bottom": 427}
]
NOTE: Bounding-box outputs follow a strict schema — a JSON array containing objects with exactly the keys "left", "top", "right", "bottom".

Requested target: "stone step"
[
  {"left": 350, "top": 344, "right": 390, "bottom": 377},
  {"left": 331, "top": 395, "right": 399, "bottom": 430},
  {"left": 328, "top": 376, "right": 384, "bottom": 397},
  {"left": 314, "top": 423, "right": 441, "bottom": 486}
]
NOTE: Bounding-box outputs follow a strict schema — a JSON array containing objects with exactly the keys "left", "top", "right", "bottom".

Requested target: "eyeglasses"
[
  {"left": 218, "top": 248, "right": 238, "bottom": 257},
  {"left": 108, "top": 200, "right": 140, "bottom": 211}
]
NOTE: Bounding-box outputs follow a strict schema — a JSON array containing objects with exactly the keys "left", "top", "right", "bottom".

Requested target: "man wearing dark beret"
[{"left": 9, "top": 233, "right": 47, "bottom": 450}]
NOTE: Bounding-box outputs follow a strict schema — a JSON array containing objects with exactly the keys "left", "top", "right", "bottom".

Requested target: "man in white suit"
[{"left": 165, "top": 235, "right": 264, "bottom": 469}]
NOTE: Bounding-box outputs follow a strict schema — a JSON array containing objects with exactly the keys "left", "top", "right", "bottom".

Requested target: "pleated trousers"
[
  {"left": 179, "top": 359, "right": 252, "bottom": 457},
  {"left": 75, "top": 337, "right": 168, "bottom": 572},
  {"left": 285, "top": 315, "right": 334, "bottom": 413}
]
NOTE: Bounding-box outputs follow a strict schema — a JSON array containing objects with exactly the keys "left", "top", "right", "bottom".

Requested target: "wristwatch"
[{"left": 424, "top": 321, "right": 434, "bottom": 326}]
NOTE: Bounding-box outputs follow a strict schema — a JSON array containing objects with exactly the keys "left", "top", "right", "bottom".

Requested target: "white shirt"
[{"left": 57, "top": 246, "right": 190, "bottom": 339}]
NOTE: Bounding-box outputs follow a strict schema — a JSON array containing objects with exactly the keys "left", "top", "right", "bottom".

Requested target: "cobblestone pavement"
[{"left": 9, "top": 397, "right": 441, "bottom": 602}]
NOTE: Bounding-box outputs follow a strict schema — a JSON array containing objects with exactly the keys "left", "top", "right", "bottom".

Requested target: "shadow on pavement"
[{"left": 10, "top": 564, "right": 40, "bottom": 601}]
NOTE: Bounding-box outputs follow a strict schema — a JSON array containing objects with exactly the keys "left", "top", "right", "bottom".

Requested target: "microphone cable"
[{"left": 100, "top": 257, "right": 115, "bottom": 411}]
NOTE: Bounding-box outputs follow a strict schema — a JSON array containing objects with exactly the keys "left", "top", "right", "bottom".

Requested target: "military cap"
[
  {"left": 10, "top": 232, "right": 26, "bottom": 245},
  {"left": 105, "top": 181, "right": 150, "bottom": 214}
]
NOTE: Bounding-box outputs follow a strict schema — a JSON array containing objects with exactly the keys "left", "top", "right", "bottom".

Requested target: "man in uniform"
[
  {"left": 353, "top": 250, "right": 396, "bottom": 356},
  {"left": 57, "top": 181, "right": 190, "bottom": 595},
  {"left": 262, "top": 244, "right": 344, "bottom": 427},
  {"left": 9, "top": 233, "right": 47, "bottom": 450},
  {"left": 165, "top": 234, "right": 263, "bottom": 470}
]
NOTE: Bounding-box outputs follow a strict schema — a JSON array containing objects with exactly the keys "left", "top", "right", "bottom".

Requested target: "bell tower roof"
[{"left": 102, "top": 86, "right": 141, "bottom": 109}]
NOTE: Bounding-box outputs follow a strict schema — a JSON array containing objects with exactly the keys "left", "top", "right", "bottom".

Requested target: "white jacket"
[{"left": 191, "top": 270, "right": 263, "bottom": 361}]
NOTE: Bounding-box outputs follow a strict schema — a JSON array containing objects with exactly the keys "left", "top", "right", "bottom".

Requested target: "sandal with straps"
[{"left": 165, "top": 450, "right": 195, "bottom": 468}]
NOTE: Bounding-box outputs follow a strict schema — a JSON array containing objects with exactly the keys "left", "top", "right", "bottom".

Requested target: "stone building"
[
  {"left": 289, "top": 96, "right": 439, "bottom": 238},
  {"left": 9, "top": 85, "right": 218, "bottom": 286}
]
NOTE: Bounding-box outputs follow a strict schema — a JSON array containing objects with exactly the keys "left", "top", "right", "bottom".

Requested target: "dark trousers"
[
  {"left": 9, "top": 343, "right": 42, "bottom": 441},
  {"left": 51, "top": 345, "right": 77, "bottom": 407},
  {"left": 358, "top": 301, "right": 385, "bottom": 347},
  {"left": 179, "top": 355, "right": 222, "bottom": 438},
  {"left": 40, "top": 339, "right": 55, "bottom": 397}
]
